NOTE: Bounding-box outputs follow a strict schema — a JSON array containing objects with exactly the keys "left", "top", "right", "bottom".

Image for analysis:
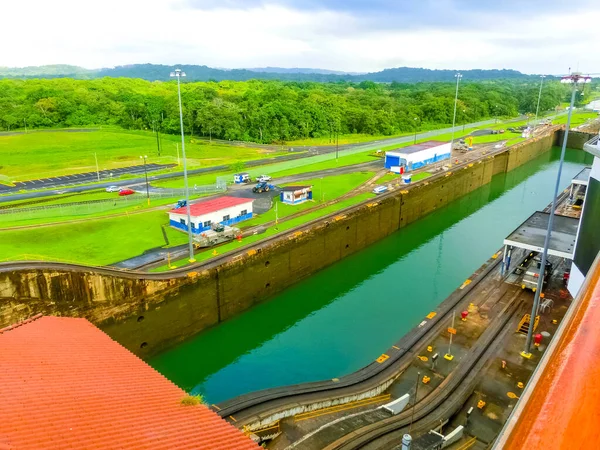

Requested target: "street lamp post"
[
  {"left": 140, "top": 155, "right": 150, "bottom": 205},
  {"left": 462, "top": 109, "right": 466, "bottom": 132},
  {"left": 535, "top": 75, "right": 546, "bottom": 121},
  {"left": 450, "top": 73, "right": 462, "bottom": 150},
  {"left": 413, "top": 117, "right": 419, "bottom": 144},
  {"left": 170, "top": 68, "right": 196, "bottom": 263},
  {"left": 521, "top": 73, "right": 591, "bottom": 359}
]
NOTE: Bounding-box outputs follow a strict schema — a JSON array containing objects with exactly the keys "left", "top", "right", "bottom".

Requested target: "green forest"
[{"left": 0, "top": 77, "right": 577, "bottom": 144}]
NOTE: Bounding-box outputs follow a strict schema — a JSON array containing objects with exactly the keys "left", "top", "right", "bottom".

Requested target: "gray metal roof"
[
  {"left": 571, "top": 167, "right": 591, "bottom": 186},
  {"left": 386, "top": 140, "right": 447, "bottom": 156},
  {"left": 504, "top": 211, "right": 579, "bottom": 259}
]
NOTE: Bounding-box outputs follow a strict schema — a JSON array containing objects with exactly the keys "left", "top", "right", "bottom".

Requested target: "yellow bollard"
[
  {"left": 212, "top": 250, "right": 218, "bottom": 256},
  {"left": 427, "top": 346, "right": 433, "bottom": 352},
  {"left": 422, "top": 376, "right": 431, "bottom": 384},
  {"left": 477, "top": 400, "right": 486, "bottom": 409},
  {"left": 517, "top": 382, "right": 524, "bottom": 389}
]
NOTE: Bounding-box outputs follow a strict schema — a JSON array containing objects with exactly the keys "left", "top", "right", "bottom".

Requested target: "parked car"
[
  {"left": 118, "top": 188, "right": 135, "bottom": 196},
  {"left": 373, "top": 185, "right": 388, "bottom": 194},
  {"left": 257, "top": 175, "right": 272, "bottom": 182},
  {"left": 106, "top": 186, "right": 120, "bottom": 192}
]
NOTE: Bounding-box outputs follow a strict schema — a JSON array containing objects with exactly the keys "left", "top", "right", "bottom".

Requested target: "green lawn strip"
[
  {"left": 552, "top": 111, "right": 598, "bottom": 126},
  {"left": 0, "top": 210, "right": 188, "bottom": 266},
  {"left": 0, "top": 196, "right": 182, "bottom": 229},
  {"left": 153, "top": 148, "right": 380, "bottom": 189},
  {"left": 240, "top": 171, "right": 375, "bottom": 227},
  {"left": 151, "top": 192, "right": 375, "bottom": 272},
  {"left": 0, "top": 128, "right": 288, "bottom": 180}
]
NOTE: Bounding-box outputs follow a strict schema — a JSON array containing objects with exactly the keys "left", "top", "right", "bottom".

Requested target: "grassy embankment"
[
  {"left": 0, "top": 210, "right": 189, "bottom": 266},
  {"left": 0, "top": 127, "right": 287, "bottom": 182},
  {"left": 0, "top": 172, "right": 375, "bottom": 266}
]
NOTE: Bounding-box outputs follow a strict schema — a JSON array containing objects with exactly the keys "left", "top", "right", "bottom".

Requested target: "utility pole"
[
  {"left": 94, "top": 153, "right": 100, "bottom": 182},
  {"left": 140, "top": 155, "right": 150, "bottom": 205},
  {"left": 450, "top": 73, "right": 462, "bottom": 151},
  {"left": 154, "top": 121, "right": 161, "bottom": 157},
  {"left": 535, "top": 75, "right": 546, "bottom": 121},
  {"left": 171, "top": 68, "right": 196, "bottom": 263},
  {"left": 444, "top": 310, "right": 456, "bottom": 361},
  {"left": 521, "top": 72, "right": 591, "bottom": 359},
  {"left": 409, "top": 371, "right": 421, "bottom": 434},
  {"left": 413, "top": 117, "right": 418, "bottom": 144}
]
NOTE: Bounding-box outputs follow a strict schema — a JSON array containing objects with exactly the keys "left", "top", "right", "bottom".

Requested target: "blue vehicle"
[
  {"left": 175, "top": 199, "right": 187, "bottom": 209},
  {"left": 252, "top": 182, "right": 275, "bottom": 193}
]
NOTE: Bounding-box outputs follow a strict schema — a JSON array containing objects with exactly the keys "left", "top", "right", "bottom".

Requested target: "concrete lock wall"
[{"left": 0, "top": 127, "right": 573, "bottom": 358}]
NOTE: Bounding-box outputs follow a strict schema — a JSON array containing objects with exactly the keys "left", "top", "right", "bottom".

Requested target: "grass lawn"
[
  {"left": 0, "top": 127, "right": 287, "bottom": 181},
  {"left": 152, "top": 192, "right": 375, "bottom": 272},
  {"left": 378, "top": 171, "right": 432, "bottom": 185},
  {"left": 154, "top": 148, "right": 380, "bottom": 189},
  {"left": 241, "top": 171, "right": 375, "bottom": 228},
  {"left": 553, "top": 111, "right": 598, "bottom": 126},
  {"left": 0, "top": 195, "right": 182, "bottom": 229},
  {"left": 285, "top": 132, "right": 414, "bottom": 147},
  {"left": 0, "top": 210, "right": 188, "bottom": 265}
]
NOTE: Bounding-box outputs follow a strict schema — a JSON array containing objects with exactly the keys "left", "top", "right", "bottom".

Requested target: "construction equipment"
[
  {"left": 193, "top": 224, "right": 240, "bottom": 247},
  {"left": 521, "top": 256, "right": 553, "bottom": 291},
  {"left": 252, "top": 182, "right": 274, "bottom": 193}
]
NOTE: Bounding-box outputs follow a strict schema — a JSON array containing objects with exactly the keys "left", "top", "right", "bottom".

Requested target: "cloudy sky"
[{"left": 2, "top": 0, "right": 599, "bottom": 74}]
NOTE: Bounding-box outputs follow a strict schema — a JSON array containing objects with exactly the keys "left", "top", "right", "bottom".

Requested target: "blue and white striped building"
[
  {"left": 385, "top": 141, "right": 452, "bottom": 172},
  {"left": 168, "top": 196, "right": 253, "bottom": 234}
]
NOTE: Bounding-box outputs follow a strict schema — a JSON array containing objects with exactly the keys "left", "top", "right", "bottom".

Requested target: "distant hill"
[
  {"left": 0, "top": 63, "right": 548, "bottom": 83},
  {"left": 244, "top": 67, "right": 363, "bottom": 75},
  {"left": 0, "top": 64, "right": 95, "bottom": 77}
]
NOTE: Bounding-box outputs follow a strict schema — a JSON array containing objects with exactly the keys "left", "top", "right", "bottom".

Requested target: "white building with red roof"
[
  {"left": 0, "top": 315, "right": 260, "bottom": 450},
  {"left": 168, "top": 196, "right": 254, "bottom": 234}
]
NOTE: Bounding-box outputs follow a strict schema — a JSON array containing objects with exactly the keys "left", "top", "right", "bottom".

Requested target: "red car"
[{"left": 118, "top": 188, "right": 135, "bottom": 196}]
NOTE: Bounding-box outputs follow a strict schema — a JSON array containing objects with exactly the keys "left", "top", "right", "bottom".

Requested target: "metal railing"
[{"left": 583, "top": 135, "right": 600, "bottom": 155}]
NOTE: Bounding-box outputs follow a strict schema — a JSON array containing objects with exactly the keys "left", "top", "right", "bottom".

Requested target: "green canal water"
[{"left": 149, "top": 147, "right": 591, "bottom": 403}]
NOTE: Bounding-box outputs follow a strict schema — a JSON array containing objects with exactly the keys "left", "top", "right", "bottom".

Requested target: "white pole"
[
  {"left": 450, "top": 73, "right": 462, "bottom": 150},
  {"left": 523, "top": 77, "right": 586, "bottom": 357},
  {"left": 535, "top": 75, "right": 546, "bottom": 121},
  {"left": 94, "top": 152, "right": 100, "bottom": 181},
  {"left": 172, "top": 69, "right": 195, "bottom": 263},
  {"left": 448, "top": 310, "right": 455, "bottom": 356}
]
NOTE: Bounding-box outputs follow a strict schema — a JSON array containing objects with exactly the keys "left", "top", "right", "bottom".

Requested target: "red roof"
[
  {"left": 0, "top": 316, "right": 259, "bottom": 450},
  {"left": 169, "top": 196, "right": 253, "bottom": 217}
]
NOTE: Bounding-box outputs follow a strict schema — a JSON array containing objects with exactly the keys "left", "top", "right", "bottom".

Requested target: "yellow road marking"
[
  {"left": 229, "top": 415, "right": 237, "bottom": 422},
  {"left": 294, "top": 394, "right": 391, "bottom": 422},
  {"left": 456, "top": 437, "right": 478, "bottom": 450},
  {"left": 392, "top": 345, "right": 400, "bottom": 350},
  {"left": 376, "top": 354, "right": 390, "bottom": 363},
  {"left": 426, "top": 312, "right": 437, "bottom": 319},
  {"left": 211, "top": 404, "right": 221, "bottom": 411}
]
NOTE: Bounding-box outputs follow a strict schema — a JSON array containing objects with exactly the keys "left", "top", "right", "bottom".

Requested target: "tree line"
[{"left": 0, "top": 77, "right": 575, "bottom": 143}]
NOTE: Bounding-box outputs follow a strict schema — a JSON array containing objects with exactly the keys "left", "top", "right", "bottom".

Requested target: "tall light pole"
[
  {"left": 535, "top": 75, "right": 546, "bottom": 121},
  {"left": 521, "top": 72, "right": 591, "bottom": 359},
  {"left": 413, "top": 117, "right": 419, "bottom": 144},
  {"left": 450, "top": 73, "right": 462, "bottom": 150},
  {"left": 171, "top": 68, "right": 196, "bottom": 263},
  {"left": 94, "top": 152, "right": 100, "bottom": 182},
  {"left": 140, "top": 155, "right": 150, "bottom": 205}
]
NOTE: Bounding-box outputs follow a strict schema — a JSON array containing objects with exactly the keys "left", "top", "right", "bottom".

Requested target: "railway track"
[
  {"left": 323, "top": 290, "right": 524, "bottom": 450},
  {"left": 213, "top": 255, "right": 503, "bottom": 425}
]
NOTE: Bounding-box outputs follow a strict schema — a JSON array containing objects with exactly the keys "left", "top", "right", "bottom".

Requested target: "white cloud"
[{"left": 1, "top": 0, "right": 598, "bottom": 74}]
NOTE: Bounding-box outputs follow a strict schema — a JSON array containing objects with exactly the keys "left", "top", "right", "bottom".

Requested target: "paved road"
[
  {"left": 0, "top": 163, "right": 175, "bottom": 194},
  {"left": 0, "top": 112, "right": 566, "bottom": 205}
]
